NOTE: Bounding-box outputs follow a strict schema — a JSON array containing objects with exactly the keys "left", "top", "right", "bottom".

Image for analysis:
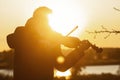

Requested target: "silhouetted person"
[{"left": 7, "top": 6, "right": 90, "bottom": 80}]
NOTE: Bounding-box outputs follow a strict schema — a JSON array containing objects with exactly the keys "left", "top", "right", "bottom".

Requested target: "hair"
[
  {"left": 33, "top": 6, "right": 52, "bottom": 17},
  {"left": 25, "top": 6, "right": 52, "bottom": 31}
]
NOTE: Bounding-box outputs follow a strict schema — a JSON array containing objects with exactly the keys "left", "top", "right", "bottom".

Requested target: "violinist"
[{"left": 7, "top": 6, "right": 92, "bottom": 80}]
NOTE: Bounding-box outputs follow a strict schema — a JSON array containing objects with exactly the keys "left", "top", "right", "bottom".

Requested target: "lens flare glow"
[
  {"left": 48, "top": 2, "right": 87, "bottom": 36},
  {"left": 57, "top": 56, "right": 65, "bottom": 64}
]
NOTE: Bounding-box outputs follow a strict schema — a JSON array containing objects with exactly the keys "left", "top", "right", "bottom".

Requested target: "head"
[
  {"left": 25, "top": 6, "right": 52, "bottom": 33},
  {"left": 33, "top": 6, "right": 52, "bottom": 18}
]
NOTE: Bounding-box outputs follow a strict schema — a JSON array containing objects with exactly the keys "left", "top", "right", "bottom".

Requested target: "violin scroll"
[
  {"left": 90, "top": 44, "right": 103, "bottom": 53},
  {"left": 80, "top": 40, "right": 103, "bottom": 53}
]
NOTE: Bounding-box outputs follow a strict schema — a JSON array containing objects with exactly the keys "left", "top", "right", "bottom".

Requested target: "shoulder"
[
  {"left": 7, "top": 26, "right": 25, "bottom": 39},
  {"left": 8, "top": 26, "right": 26, "bottom": 40},
  {"left": 7, "top": 33, "right": 15, "bottom": 48}
]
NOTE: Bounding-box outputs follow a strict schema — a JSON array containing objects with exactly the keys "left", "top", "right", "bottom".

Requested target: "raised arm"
[{"left": 61, "top": 36, "right": 81, "bottom": 48}]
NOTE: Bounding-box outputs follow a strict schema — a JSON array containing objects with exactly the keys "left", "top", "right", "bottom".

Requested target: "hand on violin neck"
[{"left": 78, "top": 40, "right": 91, "bottom": 51}]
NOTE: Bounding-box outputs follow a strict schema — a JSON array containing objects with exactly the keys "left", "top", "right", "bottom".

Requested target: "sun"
[{"left": 48, "top": 4, "right": 87, "bottom": 36}]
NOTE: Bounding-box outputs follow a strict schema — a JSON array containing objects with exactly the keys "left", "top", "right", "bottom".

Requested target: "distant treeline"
[
  {"left": 0, "top": 49, "right": 14, "bottom": 69},
  {"left": 0, "top": 73, "right": 120, "bottom": 80},
  {"left": 1, "top": 48, "right": 120, "bottom": 69}
]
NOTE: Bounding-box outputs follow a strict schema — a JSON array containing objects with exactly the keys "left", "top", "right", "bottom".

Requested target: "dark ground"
[{"left": 0, "top": 73, "right": 120, "bottom": 80}]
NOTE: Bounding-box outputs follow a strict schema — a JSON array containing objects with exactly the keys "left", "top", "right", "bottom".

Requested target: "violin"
[
  {"left": 66, "top": 26, "right": 103, "bottom": 53},
  {"left": 79, "top": 40, "right": 103, "bottom": 53},
  {"left": 90, "top": 44, "right": 103, "bottom": 53}
]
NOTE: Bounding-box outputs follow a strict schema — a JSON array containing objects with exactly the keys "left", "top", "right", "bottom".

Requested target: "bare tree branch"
[
  {"left": 86, "top": 6, "right": 120, "bottom": 39},
  {"left": 113, "top": 7, "right": 120, "bottom": 12},
  {"left": 86, "top": 25, "right": 120, "bottom": 39}
]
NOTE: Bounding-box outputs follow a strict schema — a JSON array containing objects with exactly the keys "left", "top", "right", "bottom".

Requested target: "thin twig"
[
  {"left": 113, "top": 7, "right": 120, "bottom": 12},
  {"left": 86, "top": 26, "right": 120, "bottom": 39}
]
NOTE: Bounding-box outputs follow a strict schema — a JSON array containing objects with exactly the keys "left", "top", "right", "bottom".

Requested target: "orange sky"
[{"left": 1, "top": 0, "right": 120, "bottom": 51}]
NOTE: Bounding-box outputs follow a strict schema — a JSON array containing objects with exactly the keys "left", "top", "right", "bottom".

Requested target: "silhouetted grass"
[{"left": 0, "top": 71, "right": 120, "bottom": 80}]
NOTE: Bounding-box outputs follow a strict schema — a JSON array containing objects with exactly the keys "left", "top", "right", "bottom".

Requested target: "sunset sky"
[
  {"left": 0, "top": 0, "right": 120, "bottom": 76},
  {"left": 1, "top": 0, "right": 120, "bottom": 51}
]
